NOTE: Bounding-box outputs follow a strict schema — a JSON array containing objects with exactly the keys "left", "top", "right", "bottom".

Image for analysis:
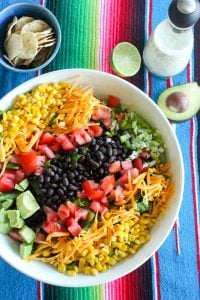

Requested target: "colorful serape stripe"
[{"left": 0, "top": 0, "right": 199, "bottom": 299}]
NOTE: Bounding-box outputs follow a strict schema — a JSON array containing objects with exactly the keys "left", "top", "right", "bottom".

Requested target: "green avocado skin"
[{"left": 157, "top": 82, "right": 200, "bottom": 122}]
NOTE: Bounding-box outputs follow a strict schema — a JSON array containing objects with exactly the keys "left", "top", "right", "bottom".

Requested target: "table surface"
[{"left": 0, "top": 1, "right": 199, "bottom": 300}]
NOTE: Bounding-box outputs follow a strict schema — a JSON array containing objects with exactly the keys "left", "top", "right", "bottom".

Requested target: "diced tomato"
[
  {"left": 89, "top": 201, "right": 101, "bottom": 212},
  {"left": 74, "top": 208, "right": 89, "bottom": 221},
  {"left": 14, "top": 169, "right": 25, "bottom": 183},
  {"left": 109, "top": 161, "right": 121, "bottom": 173},
  {"left": 91, "top": 189, "right": 105, "bottom": 201},
  {"left": 48, "top": 142, "right": 62, "bottom": 153},
  {"left": 109, "top": 189, "right": 116, "bottom": 200},
  {"left": 100, "top": 175, "right": 115, "bottom": 195},
  {"left": 77, "top": 190, "right": 87, "bottom": 199},
  {"left": 121, "top": 160, "right": 133, "bottom": 170},
  {"left": 73, "top": 128, "right": 92, "bottom": 145},
  {"left": 87, "top": 127, "right": 95, "bottom": 137},
  {"left": 130, "top": 168, "right": 140, "bottom": 178},
  {"left": 39, "top": 132, "right": 55, "bottom": 145},
  {"left": 103, "top": 118, "right": 112, "bottom": 128},
  {"left": 9, "top": 229, "right": 23, "bottom": 243},
  {"left": 108, "top": 95, "right": 120, "bottom": 108},
  {"left": 18, "top": 150, "right": 38, "bottom": 175},
  {"left": 92, "top": 107, "right": 111, "bottom": 121},
  {"left": 58, "top": 204, "right": 70, "bottom": 222},
  {"left": 9, "top": 156, "right": 20, "bottom": 164},
  {"left": 139, "top": 149, "right": 149, "bottom": 159},
  {"left": 55, "top": 134, "right": 75, "bottom": 150},
  {"left": 3, "top": 170, "right": 16, "bottom": 180},
  {"left": 67, "top": 133, "right": 78, "bottom": 146},
  {"left": 90, "top": 201, "right": 108, "bottom": 215},
  {"left": 82, "top": 180, "right": 104, "bottom": 201},
  {"left": 99, "top": 205, "right": 109, "bottom": 215},
  {"left": 132, "top": 157, "right": 144, "bottom": 173},
  {"left": 42, "top": 220, "right": 67, "bottom": 234},
  {"left": 0, "top": 176, "right": 15, "bottom": 192},
  {"left": 118, "top": 168, "right": 139, "bottom": 184},
  {"left": 35, "top": 231, "right": 47, "bottom": 243},
  {"left": 114, "top": 185, "right": 125, "bottom": 201},
  {"left": 38, "top": 145, "right": 55, "bottom": 159},
  {"left": 118, "top": 170, "right": 129, "bottom": 184},
  {"left": 88, "top": 125, "right": 103, "bottom": 137},
  {"left": 66, "top": 217, "right": 82, "bottom": 236},
  {"left": 116, "top": 112, "right": 126, "bottom": 123},
  {"left": 99, "top": 196, "right": 109, "bottom": 206},
  {"left": 66, "top": 201, "right": 79, "bottom": 217},
  {"left": 43, "top": 206, "right": 58, "bottom": 222},
  {"left": 34, "top": 156, "right": 47, "bottom": 176}
]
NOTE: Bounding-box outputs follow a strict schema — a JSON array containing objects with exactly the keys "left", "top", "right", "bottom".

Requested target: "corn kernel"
[
  {"left": 58, "top": 263, "right": 66, "bottom": 273},
  {"left": 90, "top": 268, "right": 99, "bottom": 276},
  {"left": 67, "top": 270, "right": 77, "bottom": 277},
  {"left": 42, "top": 250, "right": 51, "bottom": 257}
]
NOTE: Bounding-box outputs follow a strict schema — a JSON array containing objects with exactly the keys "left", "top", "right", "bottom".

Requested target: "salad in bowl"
[{"left": 0, "top": 69, "right": 183, "bottom": 286}]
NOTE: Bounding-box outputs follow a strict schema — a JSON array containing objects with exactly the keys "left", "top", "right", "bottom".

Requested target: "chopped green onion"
[{"left": 6, "top": 162, "right": 20, "bottom": 170}]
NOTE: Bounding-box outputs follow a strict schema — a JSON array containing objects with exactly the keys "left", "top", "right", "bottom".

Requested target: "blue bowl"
[{"left": 0, "top": 3, "right": 61, "bottom": 72}]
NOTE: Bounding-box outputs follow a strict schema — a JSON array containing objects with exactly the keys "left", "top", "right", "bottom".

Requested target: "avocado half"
[{"left": 157, "top": 82, "right": 200, "bottom": 122}]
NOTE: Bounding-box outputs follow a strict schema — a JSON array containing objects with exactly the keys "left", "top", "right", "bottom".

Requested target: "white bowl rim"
[{"left": 0, "top": 68, "right": 184, "bottom": 287}]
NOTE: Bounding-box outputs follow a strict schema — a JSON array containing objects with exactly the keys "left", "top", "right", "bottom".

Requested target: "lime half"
[{"left": 111, "top": 42, "right": 141, "bottom": 77}]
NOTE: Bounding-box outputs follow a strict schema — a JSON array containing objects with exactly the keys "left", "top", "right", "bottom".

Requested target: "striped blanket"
[{"left": 0, "top": 0, "right": 199, "bottom": 299}]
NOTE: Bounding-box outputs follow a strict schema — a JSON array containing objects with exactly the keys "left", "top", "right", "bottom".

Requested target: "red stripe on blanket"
[
  {"left": 154, "top": 252, "right": 161, "bottom": 300},
  {"left": 99, "top": 0, "right": 135, "bottom": 73},
  {"left": 37, "top": 281, "right": 42, "bottom": 300}
]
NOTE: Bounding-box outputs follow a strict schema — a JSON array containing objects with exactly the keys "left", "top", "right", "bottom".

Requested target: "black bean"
[
  {"left": 96, "top": 151, "right": 104, "bottom": 160},
  {"left": 47, "top": 188, "right": 54, "bottom": 196},
  {"left": 90, "top": 159, "right": 99, "bottom": 168},
  {"left": 68, "top": 172, "right": 75, "bottom": 179},
  {"left": 68, "top": 191, "right": 75, "bottom": 197},
  {"left": 51, "top": 183, "right": 58, "bottom": 188},
  {"left": 69, "top": 185, "right": 78, "bottom": 191},
  {"left": 62, "top": 177, "right": 69, "bottom": 186},
  {"left": 54, "top": 174, "right": 60, "bottom": 182},
  {"left": 57, "top": 189, "right": 64, "bottom": 196},
  {"left": 93, "top": 144, "right": 99, "bottom": 151},
  {"left": 51, "top": 165, "right": 58, "bottom": 171},
  {"left": 38, "top": 175, "right": 44, "bottom": 183},
  {"left": 65, "top": 156, "right": 71, "bottom": 163},
  {"left": 99, "top": 168, "right": 104, "bottom": 175},
  {"left": 112, "top": 149, "right": 118, "bottom": 156},
  {"left": 44, "top": 175, "right": 50, "bottom": 183},
  {"left": 52, "top": 194, "right": 59, "bottom": 201},
  {"left": 110, "top": 156, "right": 116, "bottom": 163}
]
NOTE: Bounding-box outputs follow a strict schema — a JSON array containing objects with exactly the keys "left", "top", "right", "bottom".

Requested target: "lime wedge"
[{"left": 111, "top": 42, "right": 141, "bottom": 77}]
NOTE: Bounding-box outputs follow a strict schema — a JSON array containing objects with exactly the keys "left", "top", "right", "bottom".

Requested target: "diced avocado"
[
  {"left": 0, "top": 222, "right": 11, "bottom": 233},
  {"left": 19, "top": 225, "right": 36, "bottom": 244},
  {"left": 14, "top": 179, "right": 29, "bottom": 192},
  {"left": 0, "top": 191, "right": 19, "bottom": 202},
  {"left": 2, "top": 199, "right": 14, "bottom": 210},
  {"left": 157, "top": 82, "right": 200, "bottom": 122},
  {"left": 16, "top": 190, "right": 40, "bottom": 219},
  {"left": 0, "top": 208, "right": 9, "bottom": 223},
  {"left": 20, "top": 242, "right": 33, "bottom": 259},
  {"left": 7, "top": 210, "right": 20, "bottom": 227}
]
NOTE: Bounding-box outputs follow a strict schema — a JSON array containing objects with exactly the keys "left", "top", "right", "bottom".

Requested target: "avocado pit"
[{"left": 166, "top": 91, "right": 190, "bottom": 113}]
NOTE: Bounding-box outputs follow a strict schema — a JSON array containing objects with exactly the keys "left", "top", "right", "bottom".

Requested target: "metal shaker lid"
[{"left": 168, "top": 0, "right": 200, "bottom": 29}]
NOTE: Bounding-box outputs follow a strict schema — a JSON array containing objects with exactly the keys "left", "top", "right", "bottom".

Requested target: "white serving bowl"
[{"left": 0, "top": 69, "right": 184, "bottom": 287}]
